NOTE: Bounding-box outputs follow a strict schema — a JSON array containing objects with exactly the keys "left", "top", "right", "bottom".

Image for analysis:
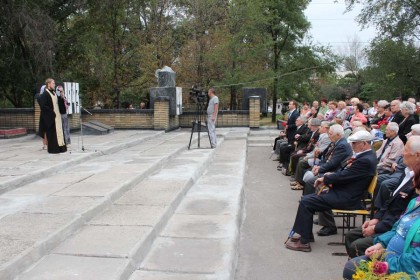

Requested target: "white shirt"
[{"left": 392, "top": 167, "right": 414, "bottom": 196}]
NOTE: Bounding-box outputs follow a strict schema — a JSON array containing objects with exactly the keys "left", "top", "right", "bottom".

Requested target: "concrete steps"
[
  {"left": 0, "top": 132, "right": 203, "bottom": 279},
  {"left": 247, "top": 128, "right": 278, "bottom": 147},
  {"left": 0, "top": 128, "right": 250, "bottom": 280}
]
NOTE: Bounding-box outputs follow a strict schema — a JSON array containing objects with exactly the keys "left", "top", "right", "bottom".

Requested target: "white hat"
[{"left": 348, "top": 130, "right": 372, "bottom": 142}]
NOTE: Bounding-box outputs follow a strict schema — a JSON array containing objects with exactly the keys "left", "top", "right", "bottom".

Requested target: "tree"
[
  {"left": 345, "top": 0, "right": 420, "bottom": 40},
  {"left": 360, "top": 38, "right": 420, "bottom": 100}
]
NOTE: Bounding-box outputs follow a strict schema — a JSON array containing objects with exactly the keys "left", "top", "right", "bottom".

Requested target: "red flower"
[{"left": 373, "top": 261, "right": 388, "bottom": 275}]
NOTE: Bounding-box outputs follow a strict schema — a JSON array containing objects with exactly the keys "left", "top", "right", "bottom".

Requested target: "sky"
[{"left": 304, "top": 0, "right": 377, "bottom": 52}]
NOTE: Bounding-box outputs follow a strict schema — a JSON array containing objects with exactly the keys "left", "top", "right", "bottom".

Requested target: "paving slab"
[
  {"left": 0, "top": 238, "right": 35, "bottom": 265},
  {"left": 161, "top": 214, "right": 236, "bottom": 239},
  {"left": 130, "top": 270, "right": 220, "bottom": 280},
  {"left": 4, "top": 182, "right": 73, "bottom": 197},
  {"left": 19, "top": 196, "right": 102, "bottom": 214},
  {"left": 89, "top": 205, "right": 166, "bottom": 226},
  {"left": 53, "top": 225, "right": 152, "bottom": 258},
  {"left": 0, "top": 212, "right": 74, "bottom": 242},
  {"left": 52, "top": 181, "right": 122, "bottom": 197},
  {"left": 116, "top": 189, "right": 181, "bottom": 206},
  {"left": 176, "top": 195, "right": 238, "bottom": 216},
  {"left": 140, "top": 237, "right": 229, "bottom": 274},
  {"left": 16, "top": 254, "right": 130, "bottom": 280}
]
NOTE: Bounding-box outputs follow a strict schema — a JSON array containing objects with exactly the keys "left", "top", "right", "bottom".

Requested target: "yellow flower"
[{"left": 352, "top": 270, "right": 366, "bottom": 280}]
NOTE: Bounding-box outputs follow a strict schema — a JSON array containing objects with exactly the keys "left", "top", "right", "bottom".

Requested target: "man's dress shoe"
[
  {"left": 317, "top": 226, "right": 337, "bottom": 236},
  {"left": 285, "top": 239, "right": 312, "bottom": 252}
]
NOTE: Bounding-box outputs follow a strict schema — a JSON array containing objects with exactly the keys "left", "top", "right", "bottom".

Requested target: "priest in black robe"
[{"left": 38, "top": 78, "right": 67, "bottom": 154}]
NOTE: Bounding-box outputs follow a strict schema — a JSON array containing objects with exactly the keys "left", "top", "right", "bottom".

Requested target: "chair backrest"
[{"left": 367, "top": 174, "right": 378, "bottom": 196}]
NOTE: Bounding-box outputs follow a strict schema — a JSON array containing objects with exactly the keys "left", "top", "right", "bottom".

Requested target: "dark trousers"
[
  {"left": 295, "top": 159, "right": 311, "bottom": 185},
  {"left": 289, "top": 152, "right": 307, "bottom": 174},
  {"left": 345, "top": 227, "right": 374, "bottom": 258},
  {"left": 318, "top": 210, "right": 336, "bottom": 228},
  {"left": 279, "top": 143, "right": 294, "bottom": 166},
  {"left": 303, "top": 175, "right": 317, "bottom": 196},
  {"left": 292, "top": 194, "right": 334, "bottom": 242},
  {"left": 373, "top": 173, "right": 402, "bottom": 209}
]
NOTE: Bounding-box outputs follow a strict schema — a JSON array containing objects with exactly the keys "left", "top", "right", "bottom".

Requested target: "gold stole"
[{"left": 46, "top": 89, "right": 65, "bottom": 146}]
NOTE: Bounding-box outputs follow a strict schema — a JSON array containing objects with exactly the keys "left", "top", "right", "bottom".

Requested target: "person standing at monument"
[
  {"left": 56, "top": 85, "right": 71, "bottom": 145},
  {"left": 207, "top": 87, "right": 219, "bottom": 148},
  {"left": 38, "top": 78, "right": 67, "bottom": 154}
]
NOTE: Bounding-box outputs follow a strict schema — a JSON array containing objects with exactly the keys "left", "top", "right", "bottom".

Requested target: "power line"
[{"left": 206, "top": 64, "right": 332, "bottom": 89}]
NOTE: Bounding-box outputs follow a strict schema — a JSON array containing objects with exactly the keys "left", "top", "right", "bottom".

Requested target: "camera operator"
[{"left": 207, "top": 87, "right": 219, "bottom": 148}]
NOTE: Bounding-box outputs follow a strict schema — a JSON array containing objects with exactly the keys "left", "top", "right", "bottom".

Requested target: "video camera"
[{"left": 189, "top": 87, "right": 207, "bottom": 103}]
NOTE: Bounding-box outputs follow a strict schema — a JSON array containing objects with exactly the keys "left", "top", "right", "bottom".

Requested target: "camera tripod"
[{"left": 188, "top": 102, "right": 211, "bottom": 149}]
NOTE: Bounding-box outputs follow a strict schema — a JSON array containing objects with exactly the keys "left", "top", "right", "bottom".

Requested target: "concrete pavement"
[{"left": 0, "top": 128, "right": 347, "bottom": 280}]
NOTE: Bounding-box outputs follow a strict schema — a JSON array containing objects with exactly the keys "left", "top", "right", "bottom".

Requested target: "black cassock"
[{"left": 38, "top": 89, "right": 67, "bottom": 154}]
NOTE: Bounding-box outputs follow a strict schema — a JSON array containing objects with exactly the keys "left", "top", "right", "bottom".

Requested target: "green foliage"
[
  {"left": 361, "top": 39, "right": 420, "bottom": 100},
  {"left": 345, "top": 0, "right": 420, "bottom": 41}
]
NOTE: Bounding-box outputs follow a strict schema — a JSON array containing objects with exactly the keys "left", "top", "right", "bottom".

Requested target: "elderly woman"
[
  {"left": 376, "top": 104, "right": 393, "bottom": 128},
  {"left": 350, "top": 103, "right": 368, "bottom": 125},
  {"left": 335, "top": 101, "right": 347, "bottom": 120},
  {"left": 398, "top": 101, "right": 417, "bottom": 144},
  {"left": 343, "top": 155, "right": 420, "bottom": 280},
  {"left": 371, "top": 100, "right": 389, "bottom": 125},
  {"left": 324, "top": 101, "right": 339, "bottom": 121}
]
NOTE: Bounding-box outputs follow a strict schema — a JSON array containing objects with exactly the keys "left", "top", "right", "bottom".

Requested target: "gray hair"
[
  {"left": 329, "top": 124, "right": 344, "bottom": 137},
  {"left": 400, "top": 101, "right": 416, "bottom": 114},
  {"left": 298, "top": 116, "right": 308, "bottom": 123},
  {"left": 386, "top": 122, "right": 399, "bottom": 133},
  {"left": 411, "top": 124, "right": 420, "bottom": 135},
  {"left": 408, "top": 136, "right": 420, "bottom": 153},
  {"left": 350, "top": 97, "right": 360, "bottom": 104},
  {"left": 391, "top": 100, "right": 401, "bottom": 109},
  {"left": 321, "top": 121, "right": 330, "bottom": 128},
  {"left": 377, "top": 100, "right": 389, "bottom": 108}
]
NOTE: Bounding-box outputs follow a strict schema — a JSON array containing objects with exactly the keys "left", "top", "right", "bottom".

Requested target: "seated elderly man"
[
  {"left": 291, "top": 121, "right": 331, "bottom": 190},
  {"left": 278, "top": 116, "right": 310, "bottom": 175},
  {"left": 288, "top": 118, "right": 321, "bottom": 178},
  {"left": 302, "top": 124, "right": 353, "bottom": 197},
  {"left": 345, "top": 136, "right": 420, "bottom": 258},
  {"left": 376, "top": 122, "right": 404, "bottom": 174},
  {"left": 285, "top": 130, "right": 377, "bottom": 252}
]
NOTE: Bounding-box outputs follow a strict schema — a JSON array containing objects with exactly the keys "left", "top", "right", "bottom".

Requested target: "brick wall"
[
  {"left": 249, "top": 96, "right": 260, "bottom": 128},
  {"left": 82, "top": 109, "right": 153, "bottom": 129},
  {"left": 0, "top": 109, "right": 35, "bottom": 132},
  {"left": 0, "top": 98, "right": 260, "bottom": 131}
]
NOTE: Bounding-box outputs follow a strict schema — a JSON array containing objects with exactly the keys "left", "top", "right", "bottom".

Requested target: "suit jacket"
[
  {"left": 373, "top": 179, "right": 417, "bottom": 233},
  {"left": 301, "top": 129, "right": 320, "bottom": 153},
  {"left": 286, "top": 109, "right": 300, "bottom": 143},
  {"left": 294, "top": 124, "right": 311, "bottom": 149},
  {"left": 322, "top": 150, "right": 377, "bottom": 209},
  {"left": 318, "top": 137, "right": 353, "bottom": 174},
  {"left": 398, "top": 114, "right": 416, "bottom": 144},
  {"left": 376, "top": 136, "right": 404, "bottom": 172},
  {"left": 306, "top": 133, "right": 330, "bottom": 159},
  {"left": 390, "top": 110, "right": 404, "bottom": 124}
]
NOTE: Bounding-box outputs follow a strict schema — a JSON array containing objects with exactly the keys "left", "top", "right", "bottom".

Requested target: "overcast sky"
[{"left": 304, "top": 0, "right": 377, "bottom": 51}]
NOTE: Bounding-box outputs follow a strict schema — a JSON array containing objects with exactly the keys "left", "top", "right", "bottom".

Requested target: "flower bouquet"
[{"left": 352, "top": 255, "right": 420, "bottom": 279}]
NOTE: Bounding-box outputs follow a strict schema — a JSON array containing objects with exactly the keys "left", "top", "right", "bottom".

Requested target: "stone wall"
[
  {"left": 82, "top": 109, "right": 153, "bottom": 129},
  {"left": 0, "top": 99, "right": 260, "bottom": 131}
]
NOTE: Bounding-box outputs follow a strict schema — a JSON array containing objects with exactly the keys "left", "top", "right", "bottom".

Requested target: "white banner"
[{"left": 63, "top": 82, "right": 79, "bottom": 115}]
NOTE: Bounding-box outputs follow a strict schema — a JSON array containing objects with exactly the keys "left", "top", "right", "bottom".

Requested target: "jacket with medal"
[{"left": 322, "top": 149, "right": 377, "bottom": 210}]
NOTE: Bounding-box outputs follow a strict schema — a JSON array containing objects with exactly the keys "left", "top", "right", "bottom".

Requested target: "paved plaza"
[{"left": 0, "top": 128, "right": 346, "bottom": 279}]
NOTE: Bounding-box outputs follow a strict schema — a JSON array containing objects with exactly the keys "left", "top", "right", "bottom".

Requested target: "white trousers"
[{"left": 207, "top": 115, "right": 217, "bottom": 147}]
